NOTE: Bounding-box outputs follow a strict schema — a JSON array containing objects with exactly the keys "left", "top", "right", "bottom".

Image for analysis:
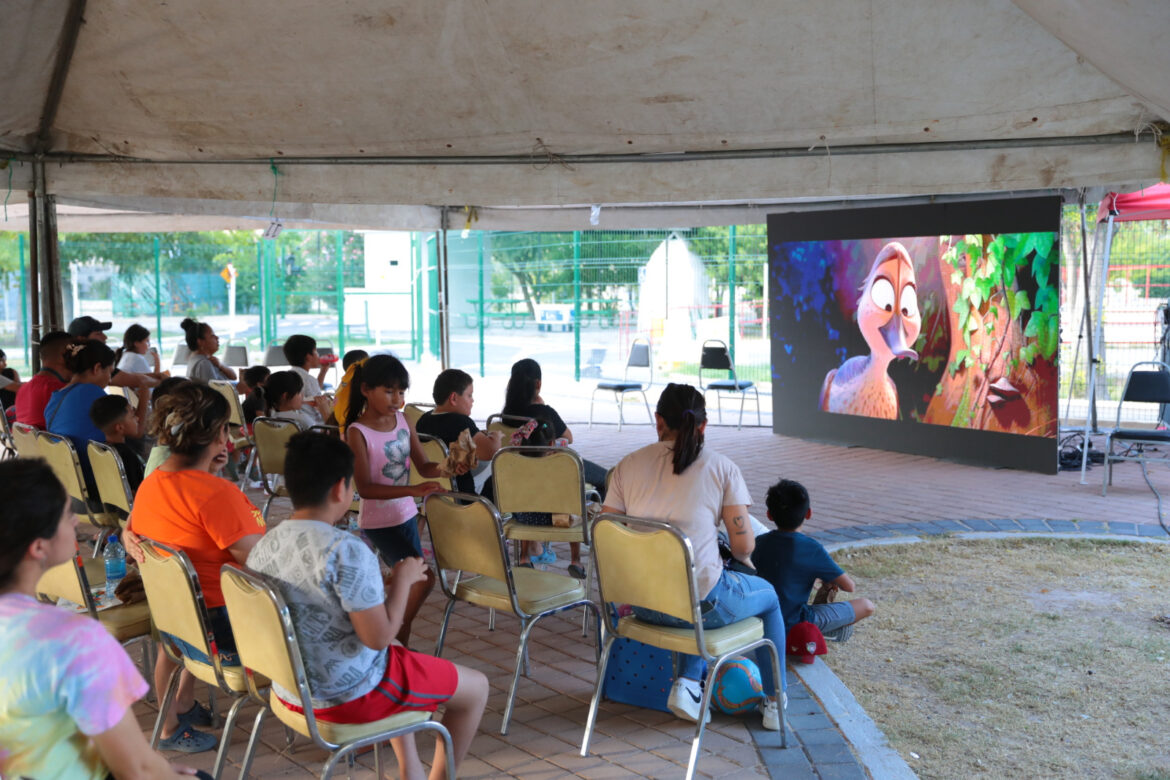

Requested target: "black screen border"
[{"left": 768, "top": 196, "right": 1061, "bottom": 474}]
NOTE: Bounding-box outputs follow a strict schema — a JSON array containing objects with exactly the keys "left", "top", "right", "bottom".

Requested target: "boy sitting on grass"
[
  {"left": 751, "top": 479, "right": 875, "bottom": 642},
  {"left": 415, "top": 369, "right": 502, "bottom": 495},
  {"left": 246, "top": 432, "right": 487, "bottom": 780},
  {"left": 88, "top": 394, "right": 146, "bottom": 493}
]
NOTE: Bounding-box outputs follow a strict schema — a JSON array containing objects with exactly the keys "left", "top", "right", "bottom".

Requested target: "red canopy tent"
[
  {"left": 1098, "top": 182, "right": 1170, "bottom": 222},
  {"left": 1080, "top": 182, "right": 1170, "bottom": 481}
]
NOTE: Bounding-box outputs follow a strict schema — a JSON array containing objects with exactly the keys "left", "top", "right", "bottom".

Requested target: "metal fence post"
[
  {"left": 573, "top": 231, "right": 582, "bottom": 381},
  {"left": 18, "top": 233, "right": 28, "bottom": 365},
  {"left": 728, "top": 225, "right": 737, "bottom": 362},
  {"left": 335, "top": 230, "right": 346, "bottom": 357},
  {"left": 478, "top": 231, "right": 485, "bottom": 377},
  {"left": 153, "top": 235, "right": 162, "bottom": 341}
]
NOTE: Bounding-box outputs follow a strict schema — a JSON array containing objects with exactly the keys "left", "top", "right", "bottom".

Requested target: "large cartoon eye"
[
  {"left": 900, "top": 285, "right": 919, "bottom": 318},
  {"left": 870, "top": 278, "right": 895, "bottom": 312}
]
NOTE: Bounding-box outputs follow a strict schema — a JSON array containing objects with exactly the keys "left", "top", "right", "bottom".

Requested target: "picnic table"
[{"left": 463, "top": 299, "right": 532, "bottom": 329}]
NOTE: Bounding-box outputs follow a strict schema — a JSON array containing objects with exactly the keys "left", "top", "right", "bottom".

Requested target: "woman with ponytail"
[{"left": 601, "top": 383, "right": 786, "bottom": 732}]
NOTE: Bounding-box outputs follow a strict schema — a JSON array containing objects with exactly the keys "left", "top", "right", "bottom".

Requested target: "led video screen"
[{"left": 769, "top": 198, "right": 1060, "bottom": 473}]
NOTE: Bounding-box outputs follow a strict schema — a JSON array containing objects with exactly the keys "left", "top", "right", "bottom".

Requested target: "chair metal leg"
[
  {"left": 639, "top": 389, "right": 653, "bottom": 424},
  {"left": 684, "top": 656, "right": 722, "bottom": 780},
  {"left": 237, "top": 706, "right": 268, "bottom": 780},
  {"left": 737, "top": 390, "right": 746, "bottom": 430},
  {"left": 588, "top": 389, "right": 597, "bottom": 430},
  {"left": 489, "top": 608, "right": 496, "bottom": 631},
  {"left": 502, "top": 619, "right": 540, "bottom": 734},
  {"left": 262, "top": 494, "right": 275, "bottom": 524},
  {"left": 211, "top": 694, "right": 248, "bottom": 780},
  {"left": 754, "top": 387, "right": 761, "bottom": 426},
  {"left": 150, "top": 664, "right": 183, "bottom": 748},
  {"left": 715, "top": 391, "right": 723, "bottom": 423},
  {"left": 616, "top": 391, "right": 626, "bottom": 432},
  {"left": 373, "top": 741, "right": 383, "bottom": 779},
  {"left": 434, "top": 598, "right": 457, "bottom": 657},
  {"left": 580, "top": 632, "right": 617, "bottom": 756}
]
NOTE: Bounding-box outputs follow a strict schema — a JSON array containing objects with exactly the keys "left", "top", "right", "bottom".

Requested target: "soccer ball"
[{"left": 712, "top": 658, "right": 764, "bottom": 714}]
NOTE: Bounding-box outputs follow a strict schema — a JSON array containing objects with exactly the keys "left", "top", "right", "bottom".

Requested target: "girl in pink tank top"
[{"left": 342, "top": 355, "right": 445, "bottom": 645}]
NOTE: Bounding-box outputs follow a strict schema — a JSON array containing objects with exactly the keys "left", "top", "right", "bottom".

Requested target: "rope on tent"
[
  {"left": 268, "top": 159, "right": 282, "bottom": 217},
  {"left": 808, "top": 134, "right": 832, "bottom": 189},
  {"left": 2, "top": 158, "right": 12, "bottom": 222},
  {"left": 530, "top": 137, "right": 572, "bottom": 171}
]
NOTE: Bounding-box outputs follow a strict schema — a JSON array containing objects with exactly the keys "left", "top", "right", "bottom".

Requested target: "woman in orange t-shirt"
[{"left": 128, "top": 382, "right": 266, "bottom": 753}]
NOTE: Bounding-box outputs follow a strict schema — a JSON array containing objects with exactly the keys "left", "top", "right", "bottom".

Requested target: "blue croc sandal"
[
  {"left": 177, "top": 701, "right": 213, "bottom": 728},
  {"left": 532, "top": 545, "right": 557, "bottom": 565},
  {"left": 158, "top": 726, "right": 218, "bottom": 754}
]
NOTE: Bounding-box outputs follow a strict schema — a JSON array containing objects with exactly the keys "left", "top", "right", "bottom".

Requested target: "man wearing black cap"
[
  {"left": 67, "top": 316, "right": 113, "bottom": 341},
  {"left": 68, "top": 317, "right": 157, "bottom": 393}
]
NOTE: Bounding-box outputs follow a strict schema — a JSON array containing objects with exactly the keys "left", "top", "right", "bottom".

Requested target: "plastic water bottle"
[{"left": 102, "top": 535, "right": 127, "bottom": 606}]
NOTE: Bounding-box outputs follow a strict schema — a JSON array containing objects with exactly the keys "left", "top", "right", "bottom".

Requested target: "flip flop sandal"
[
  {"left": 567, "top": 563, "right": 587, "bottom": 580},
  {"left": 516, "top": 561, "right": 535, "bottom": 569}
]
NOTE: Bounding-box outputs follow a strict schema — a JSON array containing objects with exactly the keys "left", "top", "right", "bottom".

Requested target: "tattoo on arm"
[{"left": 731, "top": 514, "right": 748, "bottom": 535}]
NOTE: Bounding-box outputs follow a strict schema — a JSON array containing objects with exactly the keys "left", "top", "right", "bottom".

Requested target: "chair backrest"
[
  {"left": 171, "top": 343, "right": 192, "bottom": 367},
  {"left": 37, "top": 431, "right": 94, "bottom": 509},
  {"left": 485, "top": 413, "right": 535, "bottom": 437},
  {"left": 209, "top": 379, "right": 248, "bottom": 429},
  {"left": 223, "top": 345, "right": 250, "bottom": 367},
  {"left": 625, "top": 338, "right": 653, "bottom": 384},
  {"left": 88, "top": 441, "right": 135, "bottom": 517},
  {"left": 424, "top": 493, "right": 512, "bottom": 588},
  {"left": 11, "top": 422, "right": 40, "bottom": 458},
  {"left": 252, "top": 416, "right": 301, "bottom": 480},
  {"left": 36, "top": 552, "right": 98, "bottom": 618},
  {"left": 0, "top": 402, "right": 16, "bottom": 457},
  {"left": 591, "top": 513, "right": 700, "bottom": 627},
  {"left": 220, "top": 565, "right": 323, "bottom": 735},
  {"left": 138, "top": 538, "right": 220, "bottom": 666},
  {"left": 699, "top": 339, "right": 732, "bottom": 371},
  {"left": 403, "top": 402, "right": 434, "bottom": 427},
  {"left": 263, "top": 344, "right": 287, "bottom": 367},
  {"left": 410, "top": 433, "right": 451, "bottom": 490},
  {"left": 492, "top": 446, "right": 588, "bottom": 523},
  {"left": 1121, "top": 362, "right": 1170, "bottom": 404}
]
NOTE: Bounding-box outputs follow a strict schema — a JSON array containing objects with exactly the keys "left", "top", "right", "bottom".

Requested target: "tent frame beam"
[
  {"left": 34, "top": 0, "right": 87, "bottom": 154},
  {"left": 9, "top": 129, "right": 1162, "bottom": 168}
]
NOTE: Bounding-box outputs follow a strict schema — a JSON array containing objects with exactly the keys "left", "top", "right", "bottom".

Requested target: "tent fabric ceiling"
[{"left": 1, "top": 0, "right": 1167, "bottom": 229}]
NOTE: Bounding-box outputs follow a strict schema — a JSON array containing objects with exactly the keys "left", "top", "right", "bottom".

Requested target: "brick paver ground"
[{"left": 132, "top": 401, "right": 1169, "bottom": 779}]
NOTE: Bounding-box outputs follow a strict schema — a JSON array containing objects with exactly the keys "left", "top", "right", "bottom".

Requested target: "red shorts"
[{"left": 277, "top": 646, "right": 459, "bottom": 724}]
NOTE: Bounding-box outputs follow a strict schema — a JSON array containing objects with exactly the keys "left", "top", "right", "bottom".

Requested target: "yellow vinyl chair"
[
  {"left": 11, "top": 421, "right": 40, "bottom": 458},
  {"left": 38, "top": 431, "right": 122, "bottom": 552},
  {"left": 0, "top": 401, "right": 16, "bottom": 459},
  {"left": 88, "top": 441, "right": 136, "bottom": 527},
  {"left": 137, "top": 538, "right": 254, "bottom": 780},
  {"left": 492, "top": 445, "right": 596, "bottom": 631},
  {"left": 485, "top": 413, "right": 534, "bottom": 439},
  {"left": 220, "top": 565, "right": 456, "bottom": 780},
  {"left": 403, "top": 402, "right": 434, "bottom": 428},
  {"left": 209, "top": 379, "right": 256, "bottom": 488},
  {"left": 35, "top": 548, "right": 154, "bottom": 675},
  {"left": 423, "top": 492, "right": 600, "bottom": 734},
  {"left": 252, "top": 416, "right": 301, "bottom": 522},
  {"left": 580, "top": 514, "right": 786, "bottom": 779},
  {"left": 409, "top": 433, "right": 451, "bottom": 514}
]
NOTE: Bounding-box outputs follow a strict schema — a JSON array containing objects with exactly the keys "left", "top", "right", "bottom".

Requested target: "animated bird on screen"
[{"left": 819, "top": 242, "right": 921, "bottom": 419}]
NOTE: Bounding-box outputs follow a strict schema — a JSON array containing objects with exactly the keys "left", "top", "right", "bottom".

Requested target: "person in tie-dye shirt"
[{"left": 0, "top": 458, "right": 204, "bottom": 780}]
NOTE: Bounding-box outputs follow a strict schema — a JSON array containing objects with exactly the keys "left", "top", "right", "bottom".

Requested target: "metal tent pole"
[{"left": 1080, "top": 213, "right": 1115, "bottom": 484}]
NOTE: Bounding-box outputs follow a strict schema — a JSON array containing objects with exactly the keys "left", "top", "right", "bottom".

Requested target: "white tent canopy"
[{"left": 2, "top": 0, "right": 1168, "bottom": 230}]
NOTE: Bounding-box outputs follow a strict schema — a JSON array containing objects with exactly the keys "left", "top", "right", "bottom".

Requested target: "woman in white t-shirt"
[
  {"left": 115, "top": 324, "right": 165, "bottom": 377},
  {"left": 602, "top": 383, "right": 786, "bottom": 731}
]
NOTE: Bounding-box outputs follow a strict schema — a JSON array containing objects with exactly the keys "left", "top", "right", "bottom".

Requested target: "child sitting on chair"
[
  {"left": 88, "top": 394, "right": 146, "bottom": 493},
  {"left": 246, "top": 432, "right": 487, "bottom": 780},
  {"left": 415, "top": 369, "right": 502, "bottom": 496},
  {"left": 751, "top": 479, "right": 875, "bottom": 642}
]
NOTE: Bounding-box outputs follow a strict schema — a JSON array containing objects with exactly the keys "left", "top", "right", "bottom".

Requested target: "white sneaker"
[
  {"left": 758, "top": 696, "right": 783, "bottom": 731},
  {"left": 667, "top": 677, "right": 710, "bottom": 724}
]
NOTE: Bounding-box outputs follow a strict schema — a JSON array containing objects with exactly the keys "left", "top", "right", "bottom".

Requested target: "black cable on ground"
[{"left": 1139, "top": 460, "right": 1170, "bottom": 537}]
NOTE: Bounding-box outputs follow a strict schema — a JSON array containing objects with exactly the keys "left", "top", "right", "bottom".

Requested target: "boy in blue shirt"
[{"left": 751, "top": 479, "right": 875, "bottom": 641}]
